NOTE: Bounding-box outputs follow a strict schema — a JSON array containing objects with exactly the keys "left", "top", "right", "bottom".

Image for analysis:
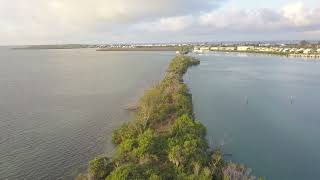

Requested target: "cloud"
[
  {"left": 0, "top": 0, "right": 319, "bottom": 44},
  {"left": 124, "top": 2, "right": 320, "bottom": 42},
  {"left": 282, "top": 2, "right": 320, "bottom": 27},
  {"left": 0, "top": 0, "right": 221, "bottom": 44},
  {"left": 134, "top": 16, "right": 194, "bottom": 32},
  {"left": 199, "top": 2, "right": 320, "bottom": 32}
]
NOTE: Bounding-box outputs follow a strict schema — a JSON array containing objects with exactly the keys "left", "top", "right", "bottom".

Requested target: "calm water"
[
  {"left": 185, "top": 53, "right": 320, "bottom": 180},
  {"left": 0, "top": 48, "right": 173, "bottom": 179}
]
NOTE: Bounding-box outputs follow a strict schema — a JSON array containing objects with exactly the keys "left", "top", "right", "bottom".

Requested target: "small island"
[{"left": 78, "top": 56, "right": 259, "bottom": 180}]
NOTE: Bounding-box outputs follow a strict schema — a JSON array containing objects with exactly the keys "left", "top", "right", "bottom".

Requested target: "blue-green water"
[
  {"left": 0, "top": 48, "right": 173, "bottom": 179},
  {"left": 185, "top": 53, "right": 320, "bottom": 180}
]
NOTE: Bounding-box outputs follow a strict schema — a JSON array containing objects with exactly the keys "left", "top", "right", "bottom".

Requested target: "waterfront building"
[
  {"left": 296, "top": 48, "right": 304, "bottom": 53},
  {"left": 199, "top": 46, "right": 210, "bottom": 53},
  {"left": 193, "top": 46, "right": 202, "bottom": 53},
  {"left": 290, "top": 49, "right": 296, "bottom": 53},
  {"left": 225, "top": 47, "right": 236, "bottom": 51},
  {"left": 210, "top": 47, "right": 219, "bottom": 51},
  {"left": 303, "top": 49, "right": 312, "bottom": 54},
  {"left": 237, "top": 46, "right": 254, "bottom": 51},
  {"left": 193, "top": 46, "right": 210, "bottom": 53},
  {"left": 283, "top": 48, "right": 290, "bottom": 53}
]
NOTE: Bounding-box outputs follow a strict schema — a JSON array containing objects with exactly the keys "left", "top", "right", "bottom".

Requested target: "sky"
[{"left": 0, "top": 0, "right": 319, "bottom": 45}]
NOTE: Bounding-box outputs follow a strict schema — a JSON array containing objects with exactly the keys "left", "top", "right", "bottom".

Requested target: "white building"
[
  {"left": 303, "top": 49, "right": 312, "bottom": 54},
  {"left": 237, "top": 46, "right": 254, "bottom": 51},
  {"left": 257, "top": 47, "right": 272, "bottom": 52},
  {"left": 282, "top": 48, "right": 290, "bottom": 53},
  {"left": 210, "top": 47, "right": 219, "bottom": 51},
  {"left": 296, "top": 48, "right": 304, "bottom": 53},
  {"left": 193, "top": 46, "right": 210, "bottom": 53},
  {"left": 289, "top": 49, "right": 296, "bottom": 53},
  {"left": 225, "top": 47, "right": 236, "bottom": 51},
  {"left": 193, "top": 46, "right": 201, "bottom": 53},
  {"left": 199, "top": 47, "right": 210, "bottom": 53}
]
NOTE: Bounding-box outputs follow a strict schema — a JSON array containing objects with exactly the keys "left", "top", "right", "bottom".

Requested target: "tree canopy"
[{"left": 81, "top": 56, "right": 257, "bottom": 180}]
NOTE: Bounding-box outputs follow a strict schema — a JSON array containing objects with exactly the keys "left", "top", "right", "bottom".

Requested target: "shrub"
[
  {"left": 85, "top": 56, "right": 256, "bottom": 180},
  {"left": 88, "top": 157, "right": 113, "bottom": 180}
]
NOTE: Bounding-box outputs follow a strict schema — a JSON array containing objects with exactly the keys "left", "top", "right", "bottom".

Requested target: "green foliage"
[
  {"left": 117, "top": 137, "right": 137, "bottom": 157},
  {"left": 106, "top": 164, "right": 144, "bottom": 180},
  {"left": 86, "top": 56, "right": 256, "bottom": 180},
  {"left": 136, "top": 87, "right": 171, "bottom": 127},
  {"left": 171, "top": 85, "right": 193, "bottom": 117},
  {"left": 210, "top": 150, "right": 224, "bottom": 180},
  {"left": 168, "top": 115, "right": 208, "bottom": 171},
  {"left": 88, "top": 156, "right": 113, "bottom": 180},
  {"left": 223, "top": 162, "right": 257, "bottom": 180},
  {"left": 170, "top": 114, "right": 206, "bottom": 138},
  {"left": 112, "top": 123, "right": 143, "bottom": 145},
  {"left": 134, "top": 129, "right": 157, "bottom": 158},
  {"left": 106, "top": 163, "right": 176, "bottom": 180},
  {"left": 178, "top": 46, "right": 192, "bottom": 55}
]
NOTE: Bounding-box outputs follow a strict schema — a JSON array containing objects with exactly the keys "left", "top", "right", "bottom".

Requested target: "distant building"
[
  {"left": 256, "top": 47, "right": 272, "bottom": 52},
  {"left": 193, "top": 46, "right": 210, "bottom": 53},
  {"left": 303, "top": 49, "right": 312, "bottom": 54},
  {"left": 199, "top": 47, "right": 210, "bottom": 53},
  {"left": 296, "top": 48, "right": 304, "bottom": 53},
  {"left": 210, "top": 47, "right": 219, "bottom": 51},
  {"left": 237, "top": 46, "right": 254, "bottom": 51},
  {"left": 225, "top": 47, "right": 236, "bottom": 51},
  {"left": 283, "top": 48, "right": 290, "bottom": 53},
  {"left": 193, "top": 46, "right": 201, "bottom": 53},
  {"left": 289, "top": 49, "right": 296, "bottom": 53}
]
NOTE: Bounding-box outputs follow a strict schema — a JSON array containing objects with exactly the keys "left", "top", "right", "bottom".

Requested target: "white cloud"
[
  {"left": 199, "top": 2, "right": 320, "bottom": 32},
  {"left": 282, "top": 2, "right": 320, "bottom": 27},
  {"left": 0, "top": 0, "right": 319, "bottom": 44},
  {"left": 134, "top": 16, "right": 194, "bottom": 32},
  {"left": 0, "top": 0, "right": 220, "bottom": 44},
  {"left": 127, "top": 2, "right": 320, "bottom": 42}
]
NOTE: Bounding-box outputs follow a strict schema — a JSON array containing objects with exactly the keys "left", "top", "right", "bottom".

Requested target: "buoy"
[{"left": 289, "top": 96, "right": 294, "bottom": 104}]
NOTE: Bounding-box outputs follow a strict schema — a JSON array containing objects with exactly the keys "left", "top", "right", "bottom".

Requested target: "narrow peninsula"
[{"left": 78, "top": 56, "right": 258, "bottom": 180}]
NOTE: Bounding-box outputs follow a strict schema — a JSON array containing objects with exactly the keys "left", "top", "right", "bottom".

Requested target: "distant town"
[
  {"left": 13, "top": 40, "right": 320, "bottom": 58},
  {"left": 192, "top": 41, "right": 320, "bottom": 58}
]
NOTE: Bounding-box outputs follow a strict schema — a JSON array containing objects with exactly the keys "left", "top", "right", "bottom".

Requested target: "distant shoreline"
[
  {"left": 197, "top": 50, "right": 320, "bottom": 59},
  {"left": 11, "top": 46, "right": 178, "bottom": 51},
  {"left": 11, "top": 44, "right": 95, "bottom": 50},
  {"left": 12, "top": 47, "right": 91, "bottom": 50},
  {"left": 96, "top": 47, "right": 178, "bottom": 51}
]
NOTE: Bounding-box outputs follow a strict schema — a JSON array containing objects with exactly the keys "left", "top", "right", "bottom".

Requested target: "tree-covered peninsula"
[{"left": 78, "top": 56, "right": 257, "bottom": 180}]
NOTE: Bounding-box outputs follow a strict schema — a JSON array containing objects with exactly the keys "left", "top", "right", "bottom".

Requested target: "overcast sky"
[{"left": 0, "top": 0, "right": 319, "bottom": 45}]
